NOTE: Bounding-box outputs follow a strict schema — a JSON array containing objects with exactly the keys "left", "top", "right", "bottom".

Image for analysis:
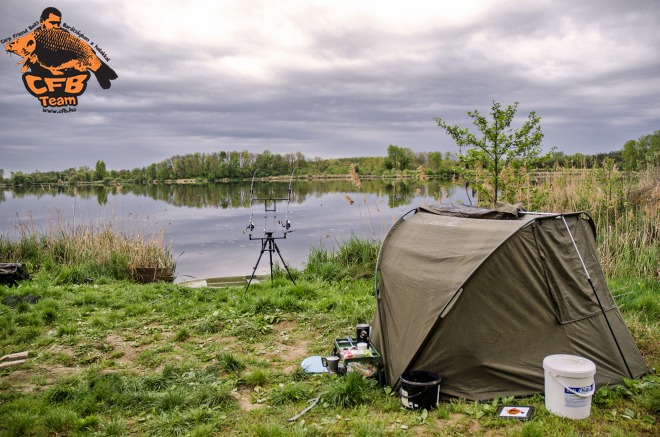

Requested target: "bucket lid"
[{"left": 543, "top": 354, "right": 596, "bottom": 377}]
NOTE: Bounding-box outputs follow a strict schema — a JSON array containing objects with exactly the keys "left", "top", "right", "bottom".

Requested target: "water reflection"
[
  {"left": 4, "top": 179, "right": 458, "bottom": 209},
  {"left": 1, "top": 179, "right": 469, "bottom": 280}
]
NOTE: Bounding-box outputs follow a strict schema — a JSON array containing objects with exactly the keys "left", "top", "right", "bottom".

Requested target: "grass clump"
[
  {"left": 304, "top": 235, "right": 380, "bottom": 281},
  {"left": 158, "top": 387, "right": 190, "bottom": 411},
  {"left": 191, "top": 384, "right": 235, "bottom": 408},
  {"left": 243, "top": 369, "right": 271, "bottom": 387},
  {"left": 269, "top": 382, "right": 312, "bottom": 405},
  {"left": 322, "top": 372, "right": 379, "bottom": 408},
  {"left": 42, "top": 406, "right": 79, "bottom": 434},
  {"left": 174, "top": 327, "right": 191, "bottom": 342},
  {"left": 216, "top": 352, "right": 245, "bottom": 373}
]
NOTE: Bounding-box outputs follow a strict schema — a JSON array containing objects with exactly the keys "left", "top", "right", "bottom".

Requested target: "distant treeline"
[{"left": 2, "top": 130, "right": 658, "bottom": 186}]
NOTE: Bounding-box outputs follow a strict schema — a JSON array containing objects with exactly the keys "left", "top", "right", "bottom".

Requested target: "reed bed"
[
  {"left": 305, "top": 236, "right": 380, "bottom": 282},
  {"left": 535, "top": 165, "right": 659, "bottom": 279},
  {"left": 0, "top": 214, "right": 175, "bottom": 282},
  {"left": 341, "top": 162, "right": 658, "bottom": 281}
]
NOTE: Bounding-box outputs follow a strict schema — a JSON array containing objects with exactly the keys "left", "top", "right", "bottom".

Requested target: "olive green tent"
[{"left": 370, "top": 205, "right": 647, "bottom": 401}]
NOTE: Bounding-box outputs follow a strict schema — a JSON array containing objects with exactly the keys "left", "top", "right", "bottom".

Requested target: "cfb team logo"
[{"left": 4, "top": 7, "right": 117, "bottom": 111}]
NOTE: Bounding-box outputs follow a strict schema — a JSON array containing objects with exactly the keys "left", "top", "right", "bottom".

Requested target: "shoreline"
[{"left": 0, "top": 172, "right": 435, "bottom": 188}]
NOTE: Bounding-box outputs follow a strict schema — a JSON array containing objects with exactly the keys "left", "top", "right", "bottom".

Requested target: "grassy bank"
[
  {"left": 0, "top": 241, "right": 658, "bottom": 436},
  {"left": 0, "top": 166, "right": 658, "bottom": 435}
]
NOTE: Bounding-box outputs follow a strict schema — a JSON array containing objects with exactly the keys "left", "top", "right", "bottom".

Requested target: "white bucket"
[{"left": 543, "top": 354, "right": 596, "bottom": 419}]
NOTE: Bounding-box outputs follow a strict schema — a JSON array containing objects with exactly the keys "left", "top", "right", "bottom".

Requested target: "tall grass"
[
  {"left": 535, "top": 164, "right": 659, "bottom": 279},
  {"left": 304, "top": 236, "right": 380, "bottom": 281},
  {"left": 339, "top": 163, "right": 658, "bottom": 281},
  {"left": 0, "top": 214, "right": 175, "bottom": 282},
  {"left": 328, "top": 163, "right": 658, "bottom": 281}
]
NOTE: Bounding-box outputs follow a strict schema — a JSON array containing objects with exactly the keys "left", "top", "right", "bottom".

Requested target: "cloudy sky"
[{"left": 1, "top": 0, "right": 659, "bottom": 174}]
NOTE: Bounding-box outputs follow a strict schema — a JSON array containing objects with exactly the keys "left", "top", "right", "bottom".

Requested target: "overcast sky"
[{"left": 1, "top": 0, "right": 659, "bottom": 174}]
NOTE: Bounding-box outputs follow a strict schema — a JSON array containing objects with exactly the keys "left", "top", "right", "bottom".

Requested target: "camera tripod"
[{"left": 245, "top": 232, "right": 296, "bottom": 293}]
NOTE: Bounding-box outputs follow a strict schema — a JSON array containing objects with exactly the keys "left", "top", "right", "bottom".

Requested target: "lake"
[{"left": 0, "top": 179, "right": 470, "bottom": 282}]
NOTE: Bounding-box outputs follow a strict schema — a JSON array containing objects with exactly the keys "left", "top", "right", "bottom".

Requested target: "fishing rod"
[
  {"left": 246, "top": 171, "right": 257, "bottom": 237},
  {"left": 246, "top": 169, "right": 294, "bottom": 239},
  {"left": 244, "top": 168, "right": 297, "bottom": 293}
]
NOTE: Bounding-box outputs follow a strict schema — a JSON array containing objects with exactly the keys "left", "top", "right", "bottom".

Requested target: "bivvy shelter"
[{"left": 370, "top": 204, "right": 648, "bottom": 401}]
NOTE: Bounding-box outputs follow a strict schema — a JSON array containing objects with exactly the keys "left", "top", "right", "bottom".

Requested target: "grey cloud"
[{"left": 1, "top": 1, "right": 659, "bottom": 173}]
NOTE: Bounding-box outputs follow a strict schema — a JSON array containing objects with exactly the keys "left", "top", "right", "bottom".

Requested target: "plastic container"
[
  {"left": 341, "top": 348, "right": 373, "bottom": 359},
  {"left": 399, "top": 370, "right": 441, "bottom": 410},
  {"left": 543, "top": 354, "right": 596, "bottom": 419}
]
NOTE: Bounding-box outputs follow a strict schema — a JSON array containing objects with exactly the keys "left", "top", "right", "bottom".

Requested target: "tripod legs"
[
  {"left": 245, "top": 241, "right": 267, "bottom": 294},
  {"left": 245, "top": 237, "right": 296, "bottom": 294},
  {"left": 272, "top": 239, "right": 296, "bottom": 285}
]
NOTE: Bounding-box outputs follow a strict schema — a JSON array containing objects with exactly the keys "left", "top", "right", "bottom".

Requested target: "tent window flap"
[{"left": 533, "top": 218, "right": 616, "bottom": 324}]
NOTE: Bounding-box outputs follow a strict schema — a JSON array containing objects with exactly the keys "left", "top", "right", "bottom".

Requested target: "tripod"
[{"left": 245, "top": 232, "right": 296, "bottom": 293}]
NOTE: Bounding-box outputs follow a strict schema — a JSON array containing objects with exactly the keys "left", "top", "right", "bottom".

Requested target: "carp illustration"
[{"left": 5, "top": 27, "right": 117, "bottom": 89}]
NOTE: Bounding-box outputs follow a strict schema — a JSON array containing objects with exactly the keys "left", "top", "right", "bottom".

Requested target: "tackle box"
[{"left": 333, "top": 338, "right": 382, "bottom": 364}]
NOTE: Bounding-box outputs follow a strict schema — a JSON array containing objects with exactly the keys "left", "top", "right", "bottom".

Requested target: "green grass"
[
  {"left": 269, "top": 382, "right": 313, "bottom": 405},
  {"left": 322, "top": 371, "right": 380, "bottom": 408},
  {"left": 0, "top": 267, "right": 657, "bottom": 436},
  {"left": 216, "top": 352, "right": 245, "bottom": 373},
  {"left": 0, "top": 186, "right": 658, "bottom": 437},
  {"left": 611, "top": 279, "right": 660, "bottom": 322},
  {"left": 305, "top": 235, "right": 380, "bottom": 281}
]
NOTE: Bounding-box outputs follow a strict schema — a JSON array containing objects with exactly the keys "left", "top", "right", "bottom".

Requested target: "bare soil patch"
[
  {"left": 105, "top": 333, "right": 148, "bottom": 365},
  {"left": 232, "top": 388, "right": 265, "bottom": 412}
]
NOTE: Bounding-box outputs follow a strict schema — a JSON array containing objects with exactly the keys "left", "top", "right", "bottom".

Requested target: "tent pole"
[{"left": 560, "top": 216, "right": 634, "bottom": 379}]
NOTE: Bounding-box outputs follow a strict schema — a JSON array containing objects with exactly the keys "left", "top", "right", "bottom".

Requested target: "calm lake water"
[{"left": 0, "top": 179, "right": 470, "bottom": 281}]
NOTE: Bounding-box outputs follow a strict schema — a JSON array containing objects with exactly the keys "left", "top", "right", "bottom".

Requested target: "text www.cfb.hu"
[{"left": 42, "top": 106, "right": 77, "bottom": 113}]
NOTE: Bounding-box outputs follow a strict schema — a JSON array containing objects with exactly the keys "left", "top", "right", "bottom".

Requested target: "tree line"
[
  {"left": 2, "top": 148, "right": 457, "bottom": 186},
  {"left": 2, "top": 125, "right": 657, "bottom": 188}
]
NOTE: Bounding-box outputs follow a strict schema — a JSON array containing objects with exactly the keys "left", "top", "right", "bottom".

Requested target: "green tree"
[
  {"left": 146, "top": 163, "right": 158, "bottom": 181},
  {"left": 386, "top": 145, "right": 414, "bottom": 171},
  {"left": 643, "top": 130, "right": 660, "bottom": 168},
  {"left": 623, "top": 130, "right": 660, "bottom": 171},
  {"left": 94, "top": 160, "right": 107, "bottom": 181},
  {"left": 621, "top": 139, "right": 640, "bottom": 171},
  {"left": 435, "top": 101, "right": 544, "bottom": 206},
  {"left": 77, "top": 166, "right": 93, "bottom": 183}
]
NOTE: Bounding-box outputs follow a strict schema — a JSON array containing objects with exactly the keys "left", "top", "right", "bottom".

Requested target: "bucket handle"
[
  {"left": 548, "top": 372, "right": 595, "bottom": 398},
  {"left": 400, "top": 385, "right": 431, "bottom": 400}
]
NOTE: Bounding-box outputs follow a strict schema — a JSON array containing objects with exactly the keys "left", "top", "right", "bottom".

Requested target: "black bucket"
[{"left": 399, "top": 370, "right": 441, "bottom": 410}]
